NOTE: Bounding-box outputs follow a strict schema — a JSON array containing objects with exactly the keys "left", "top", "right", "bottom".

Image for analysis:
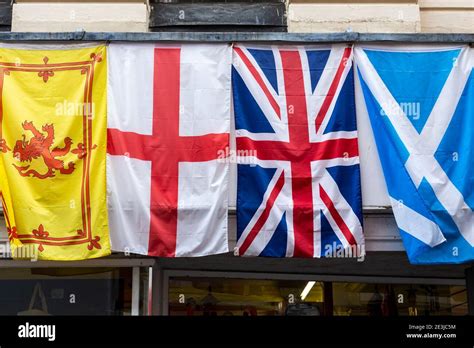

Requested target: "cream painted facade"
[
  {"left": 10, "top": 0, "right": 473, "bottom": 33},
  {"left": 419, "top": 0, "right": 474, "bottom": 33},
  {"left": 288, "top": 0, "right": 473, "bottom": 33},
  {"left": 288, "top": 1, "right": 422, "bottom": 33},
  {"left": 12, "top": 1, "right": 150, "bottom": 32}
]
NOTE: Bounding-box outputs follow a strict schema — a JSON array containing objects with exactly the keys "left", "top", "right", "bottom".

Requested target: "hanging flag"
[
  {"left": 233, "top": 44, "right": 364, "bottom": 258},
  {"left": 355, "top": 45, "right": 474, "bottom": 264},
  {"left": 0, "top": 148, "right": 18, "bottom": 251},
  {"left": 0, "top": 44, "right": 110, "bottom": 260},
  {"left": 107, "top": 43, "right": 230, "bottom": 257}
]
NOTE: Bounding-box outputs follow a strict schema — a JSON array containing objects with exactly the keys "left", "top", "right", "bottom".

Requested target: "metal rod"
[
  {"left": 0, "top": 258, "right": 155, "bottom": 268},
  {"left": 0, "top": 32, "right": 471, "bottom": 43},
  {"left": 163, "top": 269, "right": 467, "bottom": 286}
]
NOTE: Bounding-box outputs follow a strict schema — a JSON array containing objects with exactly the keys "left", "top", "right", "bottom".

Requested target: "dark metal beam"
[
  {"left": 0, "top": 257, "right": 155, "bottom": 268},
  {"left": 0, "top": 32, "right": 471, "bottom": 43},
  {"left": 156, "top": 252, "right": 470, "bottom": 280}
]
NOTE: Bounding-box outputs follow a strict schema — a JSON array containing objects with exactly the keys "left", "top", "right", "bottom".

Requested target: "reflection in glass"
[{"left": 169, "top": 277, "right": 468, "bottom": 316}]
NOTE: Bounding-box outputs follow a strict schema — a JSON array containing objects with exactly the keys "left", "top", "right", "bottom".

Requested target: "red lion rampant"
[{"left": 12, "top": 121, "right": 75, "bottom": 179}]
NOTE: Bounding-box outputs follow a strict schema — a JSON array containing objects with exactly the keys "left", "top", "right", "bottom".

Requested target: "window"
[
  {"left": 332, "top": 282, "right": 468, "bottom": 316},
  {"left": 0, "top": 267, "right": 151, "bottom": 315},
  {"left": 169, "top": 277, "right": 325, "bottom": 316},
  {"left": 0, "top": 0, "right": 11, "bottom": 31},
  {"left": 168, "top": 275, "right": 468, "bottom": 316}
]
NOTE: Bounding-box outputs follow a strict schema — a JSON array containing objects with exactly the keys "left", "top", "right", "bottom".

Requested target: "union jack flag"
[{"left": 233, "top": 44, "right": 365, "bottom": 257}]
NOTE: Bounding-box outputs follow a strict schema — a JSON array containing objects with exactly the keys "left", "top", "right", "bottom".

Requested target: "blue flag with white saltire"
[{"left": 355, "top": 45, "right": 474, "bottom": 264}]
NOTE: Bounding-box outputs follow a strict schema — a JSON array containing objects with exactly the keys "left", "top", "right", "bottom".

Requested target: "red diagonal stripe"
[
  {"left": 319, "top": 184, "right": 357, "bottom": 246},
  {"left": 234, "top": 47, "right": 281, "bottom": 119},
  {"left": 238, "top": 171, "right": 285, "bottom": 255},
  {"left": 315, "top": 47, "right": 352, "bottom": 133}
]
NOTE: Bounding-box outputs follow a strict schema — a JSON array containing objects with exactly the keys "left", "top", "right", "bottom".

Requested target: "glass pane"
[
  {"left": 168, "top": 276, "right": 468, "bottom": 316},
  {"left": 168, "top": 277, "right": 325, "bottom": 316},
  {"left": 0, "top": 267, "right": 134, "bottom": 315},
  {"left": 332, "top": 283, "right": 468, "bottom": 316}
]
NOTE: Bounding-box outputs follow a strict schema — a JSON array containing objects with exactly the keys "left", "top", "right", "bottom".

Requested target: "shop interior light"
[{"left": 300, "top": 281, "right": 315, "bottom": 301}]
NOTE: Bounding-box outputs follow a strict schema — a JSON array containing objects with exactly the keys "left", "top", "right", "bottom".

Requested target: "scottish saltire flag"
[
  {"left": 233, "top": 44, "right": 364, "bottom": 258},
  {"left": 355, "top": 45, "right": 474, "bottom": 264},
  {"left": 107, "top": 43, "right": 230, "bottom": 257}
]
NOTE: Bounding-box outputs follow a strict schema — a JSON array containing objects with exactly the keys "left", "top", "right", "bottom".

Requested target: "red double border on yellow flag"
[{"left": 0, "top": 44, "right": 110, "bottom": 260}]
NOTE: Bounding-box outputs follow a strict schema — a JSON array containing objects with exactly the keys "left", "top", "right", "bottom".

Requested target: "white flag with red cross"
[{"left": 107, "top": 43, "right": 231, "bottom": 257}]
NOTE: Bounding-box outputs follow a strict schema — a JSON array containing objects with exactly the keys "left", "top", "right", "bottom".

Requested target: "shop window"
[
  {"left": 0, "top": 0, "right": 11, "bottom": 31},
  {"left": 0, "top": 267, "right": 150, "bottom": 315},
  {"left": 149, "top": 0, "right": 287, "bottom": 32},
  {"left": 168, "top": 276, "right": 469, "bottom": 316},
  {"left": 168, "top": 277, "right": 325, "bottom": 316},
  {"left": 332, "top": 282, "right": 468, "bottom": 316}
]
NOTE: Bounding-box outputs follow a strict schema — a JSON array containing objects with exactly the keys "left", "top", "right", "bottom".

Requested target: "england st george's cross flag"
[
  {"left": 0, "top": 44, "right": 110, "bottom": 260},
  {"left": 355, "top": 45, "right": 474, "bottom": 264},
  {"left": 232, "top": 44, "right": 365, "bottom": 258},
  {"left": 107, "top": 43, "right": 231, "bottom": 257}
]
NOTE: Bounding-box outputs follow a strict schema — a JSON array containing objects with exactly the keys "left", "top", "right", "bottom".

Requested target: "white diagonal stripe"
[
  {"left": 390, "top": 197, "right": 446, "bottom": 247},
  {"left": 355, "top": 46, "right": 474, "bottom": 247},
  {"left": 233, "top": 46, "right": 288, "bottom": 140},
  {"left": 317, "top": 168, "right": 365, "bottom": 247}
]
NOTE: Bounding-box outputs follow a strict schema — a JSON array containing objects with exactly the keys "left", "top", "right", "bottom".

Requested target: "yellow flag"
[
  {"left": 0, "top": 153, "right": 20, "bottom": 250},
  {"left": 0, "top": 45, "right": 110, "bottom": 260}
]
